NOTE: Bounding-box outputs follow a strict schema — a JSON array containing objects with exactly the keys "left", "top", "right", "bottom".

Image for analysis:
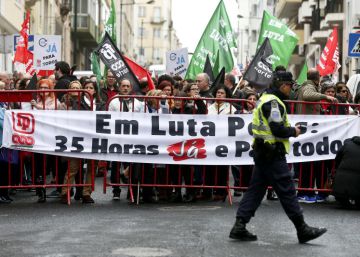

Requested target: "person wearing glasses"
[
  {"left": 335, "top": 82, "right": 355, "bottom": 114},
  {"left": 101, "top": 70, "right": 119, "bottom": 103},
  {"left": 230, "top": 71, "right": 327, "bottom": 243}
]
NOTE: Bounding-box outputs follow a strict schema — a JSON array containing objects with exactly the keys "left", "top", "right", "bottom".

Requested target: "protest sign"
[
  {"left": 3, "top": 110, "right": 359, "bottom": 165},
  {"left": 166, "top": 48, "right": 189, "bottom": 78}
]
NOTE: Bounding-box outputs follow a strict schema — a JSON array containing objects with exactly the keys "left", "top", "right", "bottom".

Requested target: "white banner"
[
  {"left": 33, "top": 35, "right": 61, "bottom": 70},
  {"left": 2, "top": 110, "right": 360, "bottom": 165},
  {"left": 166, "top": 48, "right": 189, "bottom": 78}
]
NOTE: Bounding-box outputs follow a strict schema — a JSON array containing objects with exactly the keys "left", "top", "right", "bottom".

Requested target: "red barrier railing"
[{"left": 1, "top": 91, "right": 359, "bottom": 205}]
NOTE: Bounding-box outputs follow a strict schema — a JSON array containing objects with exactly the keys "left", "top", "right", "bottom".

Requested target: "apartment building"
[
  {"left": 276, "top": 0, "right": 360, "bottom": 80},
  {"left": 0, "top": 0, "right": 25, "bottom": 72},
  {"left": 134, "top": 0, "right": 180, "bottom": 67}
]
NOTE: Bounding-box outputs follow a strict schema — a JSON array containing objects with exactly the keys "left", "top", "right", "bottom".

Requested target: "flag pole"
[{"left": 232, "top": 76, "right": 243, "bottom": 95}]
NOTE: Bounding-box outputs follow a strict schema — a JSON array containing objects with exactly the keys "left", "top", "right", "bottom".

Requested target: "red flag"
[
  {"left": 14, "top": 11, "right": 30, "bottom": 64},
  {"left": 123, "top": 55, "right": 155, "bottom": 90},
  {"left": 316, "top": 27, "right": 341, "bottom": 76},
  {"left": 14, "top": 11, "right": 35, "bottom": 75}
]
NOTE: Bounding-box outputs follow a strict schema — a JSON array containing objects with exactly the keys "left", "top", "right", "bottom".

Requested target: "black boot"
[
  {"left": 36, "top": 188, "right": 46, "bottom": 203},
  {"left": 229, "top": 218, "right": 257, "bottom": 241},
  {"left": 291, "top": 215, "right": 327, "bottom": 243},
  {"left": 36, "top": 176, "right": 46, "bottom": 203},
  {"left": 74, "top": 187, "right": 83, "bottom": 200}
]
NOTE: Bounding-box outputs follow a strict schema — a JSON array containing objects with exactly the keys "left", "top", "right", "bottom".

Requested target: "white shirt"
[
  {"left": 208, "top": 102, "right": 236, "bottom": 115},
  {"left": 108, "top": 97, "right": 144, "bottom": 113}
]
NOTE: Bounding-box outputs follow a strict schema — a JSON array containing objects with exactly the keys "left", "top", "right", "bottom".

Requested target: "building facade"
[
  {"left": 275, "top": 0, "right": 360, "bottom": 81},
  {"left": 134, "top": 0, "right": 180, "bottom": 67},
  {"left": 0, "top": 0, "right": 25, "bottom": 72}
]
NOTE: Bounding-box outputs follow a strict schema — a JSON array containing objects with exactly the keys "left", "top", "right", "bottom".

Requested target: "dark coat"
[
  {"left": 333, "top": 136, "right": 360, "bottom": 199},
  {"left": 55, "top": 75, "right": 76, "bottom": 101}
]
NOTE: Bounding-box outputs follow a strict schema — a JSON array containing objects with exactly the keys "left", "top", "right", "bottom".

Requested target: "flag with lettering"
[
  {"left": 257, "top": 10, "right": 298, "bottom": 69},
  {"left": 243, "top": 37, "right": 273, "bottom": 90},
  {"left": 316, "top": 27, "right": 340, "bottom": 76},
  {"left": 185, "top": 0, "right": 236, "bottom": 79},
  {"left": 95, "top": 33, "right": 140, "bottom": 92},
  {"left": 14, "top": 11, "right": 34, "bottom": 75},
  {"left": 103, "top": 0, "right": 117, "bottom": 77},
  {"left": 105, "top": 0, "right": 116, "bottom": 43}
]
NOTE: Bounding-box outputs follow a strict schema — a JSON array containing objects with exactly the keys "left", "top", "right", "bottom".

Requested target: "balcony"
[
  {"left": 275, "top": 0, "right": 301, "bottom": 19},
  {"left": 310, "top": 29, "right": 330, "bottom": 45},
  {"left": 298, "top": 1, "right": 313, "bottom": 23},
  {"left": 323, "top": 0, "right": 344, "bottom": 29},
  {"left": 323, "top": 13, "right": 344, "bottom": 29},
  {"left": 71, "top": 14, "right": 99, "bottom": 46},
  {"left": 150, "top": 17, "right": 166, "bottom": 25}
]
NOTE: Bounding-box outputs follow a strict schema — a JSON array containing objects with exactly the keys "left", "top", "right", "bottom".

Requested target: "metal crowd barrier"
[{"left": 1, "top": 90, "right": 359, "bottom": 205}]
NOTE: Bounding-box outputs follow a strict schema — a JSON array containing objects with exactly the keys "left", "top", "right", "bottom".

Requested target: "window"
[
  {"left": 138, "top": 6, "right": 146, "bottom": 17},
  {"left": 139, "top": 47, "right": 145, "bottom": 56},
  {"left": 80, "top": 0, "right": 88, "bottom": 13},
  {"left": 251, "top": 4, "right": 257, "bottom": 17},
  {"left": 154, "top": 48, "right": 161, "bottom": 60},
  {"left": 153, "top": 7, "right": 161, "bottom": 23},
  {"left": 153, "top": 28, "right": 161, "bottom": 38},
  {"left": 251, "top": 30, "right": 257, "bottom": 41}
]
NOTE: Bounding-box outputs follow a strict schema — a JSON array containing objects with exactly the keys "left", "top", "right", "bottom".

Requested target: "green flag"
[
  {"left": 213, "top": 49, "right": 221, "bottom": 77},
  {"left": 257, "top": 10, "right": 298, "bottom": 69},
  {"left": 103, "top": 0, "right": 116, "bottom": 81},
  {"left": 91, "top": 52, "right": 102, "bottom": 86},
  {"left": 185, "top": 0, "right": 236, "bottom": 79},
  {"left": 105, "top": 0, "right": 116, "bottom": 43},
  {"left": 297, "top": 62, "right": 308, "bottom": 85}
]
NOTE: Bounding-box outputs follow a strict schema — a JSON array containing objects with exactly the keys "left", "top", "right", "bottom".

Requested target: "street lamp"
[{"left": 119, "top": 0, "right": 154, "bottom": 49}]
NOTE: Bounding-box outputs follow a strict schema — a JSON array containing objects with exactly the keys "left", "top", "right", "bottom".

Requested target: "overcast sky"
[{"left": 172, "top": 0, "right": 239, "bottom": 53}]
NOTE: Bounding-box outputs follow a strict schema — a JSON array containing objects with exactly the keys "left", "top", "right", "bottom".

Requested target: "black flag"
[
  {"left": 243, "top": 37, "right": 273, "bottom": 91},
  {"left": 94, "top": 32, "right": 141, "bottom": 92},
  {"left": 203, "top": 54, "right": 215, "bottom": 82},
  {"left": 26, "top": 73, "right": 38, "bottom": 99},
  {"left": 211, "top": 67, "right": 225, "bottom": 88}
]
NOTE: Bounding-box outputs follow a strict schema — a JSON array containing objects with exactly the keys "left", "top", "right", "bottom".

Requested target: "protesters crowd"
[{"left": 0, "top": 61, "right": 360, "bottom": 205}]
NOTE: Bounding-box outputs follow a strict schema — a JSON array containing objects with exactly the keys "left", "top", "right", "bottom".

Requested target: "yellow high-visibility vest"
[{"left": 252, "top": 93, "right": 291, "bottom": 153}]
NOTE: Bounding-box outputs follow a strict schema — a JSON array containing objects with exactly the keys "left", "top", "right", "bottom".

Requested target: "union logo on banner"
[
  {"left": 11, "top": 112, "right": 35, "bottom": 147},
  {"left": 167, "top": 139, "right": 207, "bottom": 161}
]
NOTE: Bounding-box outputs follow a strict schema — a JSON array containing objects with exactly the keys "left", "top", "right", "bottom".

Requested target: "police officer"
[{"left": 229, "top": 71, "right": 327, "bottom": 243}]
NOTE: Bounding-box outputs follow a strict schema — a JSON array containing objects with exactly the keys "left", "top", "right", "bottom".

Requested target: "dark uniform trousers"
[{"left": 236, "top": 158, "right": 303, "bottom": 223}]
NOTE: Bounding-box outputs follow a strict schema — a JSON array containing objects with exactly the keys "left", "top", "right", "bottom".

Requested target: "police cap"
[{"left": 273, "top": 71, "right": 295, "bottom": 85}]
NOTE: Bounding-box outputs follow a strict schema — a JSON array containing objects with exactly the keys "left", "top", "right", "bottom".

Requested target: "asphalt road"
[{"left": 0, "top": 180, "right": 359, "bottom": 257}]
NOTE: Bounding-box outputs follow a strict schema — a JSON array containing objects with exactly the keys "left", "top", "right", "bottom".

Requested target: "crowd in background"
[{"left": 0, "top": 61, "right": 360, "bottom": 205}]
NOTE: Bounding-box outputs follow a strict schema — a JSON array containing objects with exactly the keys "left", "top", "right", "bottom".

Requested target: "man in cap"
[{"left": 229, "top": 71, "right": 327, "bottom": 243}]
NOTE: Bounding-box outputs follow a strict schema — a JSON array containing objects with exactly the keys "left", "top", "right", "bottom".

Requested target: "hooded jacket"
[{"left": 333, "top": 136, "right": 360, "bottom": 199}]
